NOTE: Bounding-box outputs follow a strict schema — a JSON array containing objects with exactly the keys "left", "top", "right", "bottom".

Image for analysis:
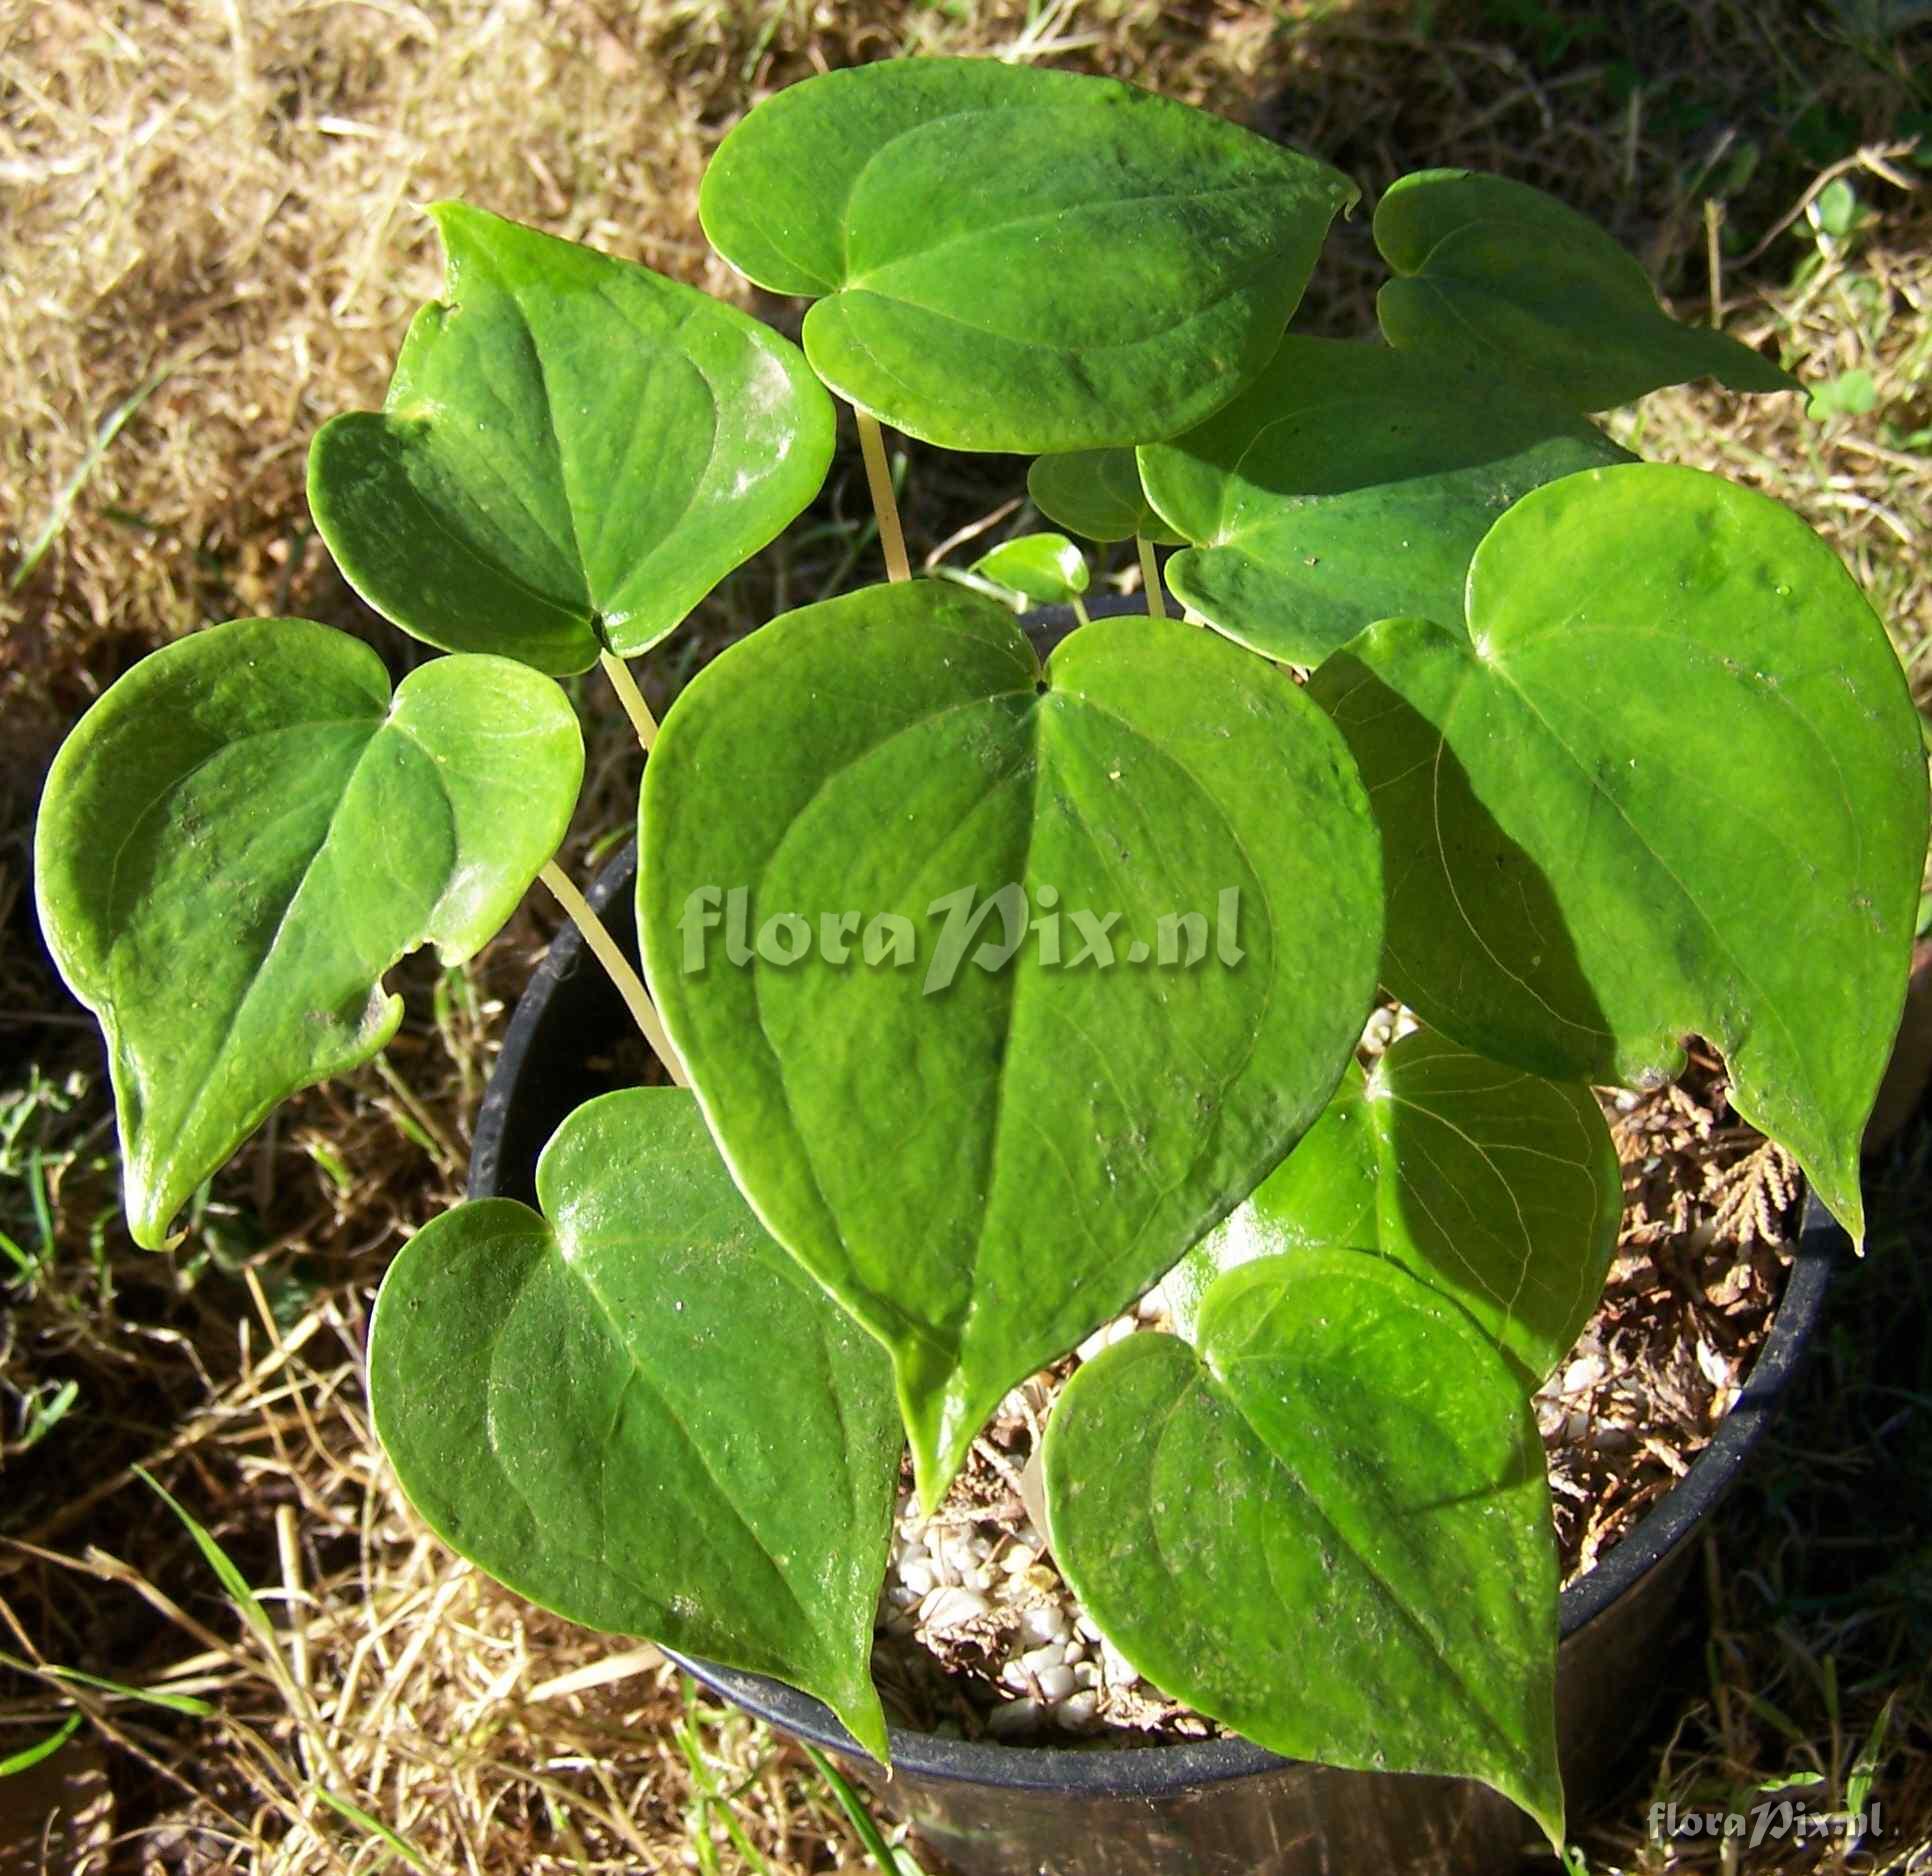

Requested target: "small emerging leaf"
[
  {"left": 35, "top": 619, "right": 582, "bottom": 1248},
  {"left": 368, "top": 1088, "right": 901, "bottom": 1760},
  {"left": 1028, "top": 449, "right": 1182, "bottom": 545},
  {"left": 1309, "top": 463, "right": 1928, "bottom": 1242},
  {"left": 1374, "top": 169, "right": 1797, "bottom": 410},
  {"left": 310, "top": 203, "right": 836, "bottom": 675},
  {"left": 1139, "top": 336, "right": 1629, "bottom": 663},
  {"left": 639, "top": 582, "right": 1381, "bottom": 1505},
  {"left": 1169, "top": 1029, "right": 1622, "bottom": 1386},
  {"left": 972, "top": 532, "right": 1089, "bottom": 605},
  {"left": 701, "top": 60, "right": 1356, "bottom": 451},
  {"left": 1045, "top": 1250, "right": 1564, "bottom": 1848}
]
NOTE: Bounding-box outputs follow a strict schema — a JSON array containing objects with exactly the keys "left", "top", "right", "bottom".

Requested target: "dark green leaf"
[
  {"left": 1309, "top": 463, "right": 1928, "bottom": 1242},
  {"left": 368, "top": 1088, "right": 900, "bottom": 1760},
  {"left": 1169, "top": 1029, "right": 1622, "bottom": 1385},
  {"left": 1045, "top": 1249, "right": 1563, "bottom": 1848},
  {"left": 639, "top": 582, "right": 1381, "bottom": 1503},
  {"left": 700, "top": 60, "right": 1355, "bottom": 451},
  {"left": 972, "top": 532, "right": 1089, "bottom": 604},
  {"left": 1027, "top": 449, "right": 1182, "bottom": 545},
  {"left": 310, "top": 203, "right": 835, "bottom": 675},
  {"left": 1374, "top": 170, "right": 1797, "bottom": 410},
  {"left": 1140, "top": 337, "right": 1629, "bottom": 663},
  {"left": 35, "top": 618, "right": 582, "bottom": 1248}
]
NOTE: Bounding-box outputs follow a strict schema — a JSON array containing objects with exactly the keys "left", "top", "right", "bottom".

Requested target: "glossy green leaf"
[
  {"left": 309, "top": 202, "right": 836, "bottom": 676},
  {"left": 1139, "top": 337, "right": 1629, "bottom": 663},
  {"left": 1375, "top": 169, "right": 1797, "bottom": 410},
  {"left": 1027, "top": 449, "right": 1182, "bottom": 545},
  {"left": 699, "top": 60, "right": 1356, "bottom": 452},
  {"left": 1309, "top": 463, "right": 1928, "bottom": 1242},
  {"left": 367, "top": 1087, "right": 900, "bottom": 1759},
  {"left": 972, "top": 532, "right": 1089, "bottom": 605},
  {"left": 1045, "top": 1250, "right": 1563, "bottom": 1848},
  {"left": 1169, "top": 1029, "right": 1622, "bottom": 1386},
  {"left": 35, "top": 618, "right": 582, "bottom": 1249},
  {"left": 638, "top": 582, "right": 1381, "bottom": 1505}
]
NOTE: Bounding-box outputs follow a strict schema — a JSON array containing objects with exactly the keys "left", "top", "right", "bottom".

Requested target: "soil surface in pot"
[{"left": 869, "top": 1023, "right": 1800, "bottom": 1746}]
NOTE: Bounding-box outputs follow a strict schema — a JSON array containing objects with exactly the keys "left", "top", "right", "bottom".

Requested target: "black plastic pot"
[{"left": 471, "top": 607, "right": 1843, "bottom": 1876}]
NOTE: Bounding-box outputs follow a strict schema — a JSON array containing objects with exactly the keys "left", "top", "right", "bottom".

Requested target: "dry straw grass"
[{"left": 2, "top": 1, "right": 1929, "bottom": 1871}]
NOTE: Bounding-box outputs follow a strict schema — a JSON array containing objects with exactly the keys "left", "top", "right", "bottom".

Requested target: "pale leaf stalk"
[
  {"left": 1137, "top": 534, "right": 1166, "bottom": 619},
  {"left": 1071, "top": 596, "right": 1091, "bottom": 628},
  {"left": 855, "top": 409, "right": 911, "bottom": 584},
  {"left": 539, "top": 861, "right": 689, "bottom": 1086},
  {"left": 599, "top": 650, "right": 658, "bottom": 752}
]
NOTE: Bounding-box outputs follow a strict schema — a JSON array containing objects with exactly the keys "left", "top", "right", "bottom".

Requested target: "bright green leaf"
[
  {"left": 639, "top": 583, "right": 1381, "bottom": 1505},
  {"left": 1140, "top": 336, "right": 1629, "bottom": 663},
  {"left": 700, "top": 60, "right": 1356, "bottom": 451},
  {"left": 972, "top": 532, "right": 1089, "bottom": 605},
  {"left": 1027, "top": 449, "right": 1182, "bottom": 545},
  {"left": 1309, "top": 463, "right": 1928, "bottom": 1243},
  {"left": 367, "top": 1087, "right": 900, "bottom": 1760},
  {"left": 1045, "top": 1250, "right": 1564, "bottom": 1848},
  {"left": 1374, "top": 169, "right": 1797, "bottom": 410},
  {"left": 1168, "top": 1029, "right": 1622, "bottom": 1385},
  {"left": 1806, "top": 368, "right": 1878, "bottom": 420},
  {"left": 35, "top": 618, "right": 582, "bottom": 1249},
  {"left": 1812, "top": 178, "right": 1860, "bottom": 240},
  {"left": 309, "top": 203, "right": 836, "bottom": 676}
]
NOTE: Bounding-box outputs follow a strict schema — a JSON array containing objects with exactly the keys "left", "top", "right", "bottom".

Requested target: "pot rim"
[{"left": 470, "top": 599, "right": 1844, "bottom": 1797}]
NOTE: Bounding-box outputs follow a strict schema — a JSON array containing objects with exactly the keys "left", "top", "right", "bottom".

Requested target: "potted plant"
[{"left": 32, "top": 55, "right": 1926, "bottom": 1873}]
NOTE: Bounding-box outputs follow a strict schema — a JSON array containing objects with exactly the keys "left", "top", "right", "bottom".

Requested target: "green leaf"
[
  {"left": 367, "top": 1087, "right": 900, "bottom": 1760},
  {"left": 1374, "top": 170, "right": 1797, "bottom": 410},
  {"left": 1308, "top": 463, "right": 1928, "bottom": 1242},
  {"left": 1140, "top": 336, "right": 1630, "bottom": 664},
  {"left": 971, "top": 532, "right": 1089, "bottom": 605},
  {"left": 700, "top": 59, "right": 1356, "bottom": 452},
  {"left": 1812, "top": 178, "right": 1860, "bottom": 240},
  {"left": 1169, "top": 1029, "right": 1622, "bottom": 1385},
  {"left": 35, "top": 618, "right": 582, "bottom": 1249},
  {"left": 1027, "top": 449, "right": 1182, "bottom": 545},
  {"left": 1044, "top": 1250, "right": 1563, "bottom": 1848},
  {"left": 309, "top": 203, "right": 835, "bottom": 676},
  {"left": 1806, "top": 369, "right": 1878, "bottom": 420},
  {"left": 638, "top": 583, "right": 1381, "bottom": 1505}
]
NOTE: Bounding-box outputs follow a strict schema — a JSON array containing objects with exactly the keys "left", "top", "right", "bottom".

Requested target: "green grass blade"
[
  {"left": 134, "top": 1466, "right": 275, "bottom": 1643},
  {"left": 314, "top": 1786, "right": 434, "bottom": 1873},
  {"left": 0, "top": 1714, "right": 82, "bottom": 1777}
]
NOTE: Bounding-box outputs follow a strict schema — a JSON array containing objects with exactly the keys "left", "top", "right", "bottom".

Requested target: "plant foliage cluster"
[{"left": 33, "top": 57, "right": 1928, "bottom": 1845}]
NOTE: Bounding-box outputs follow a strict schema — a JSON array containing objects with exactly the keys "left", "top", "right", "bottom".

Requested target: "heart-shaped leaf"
[
  {"left": 972, "top": 532, "right": 1089, "bottom": 605},
  {"left": 1044, "top": 1249, "right": 1563, "bottom": 1848},
  {"left": 1167, "top": 1029, "right": 1622, "bottom": 1386},
  {"left": 1028, "top": 449, "right": 1183, "bottom": 545},
  {"left": 638, "top": 583, "right": 1381, "bottom": 1504},
  {"left": 309, "top": 202, "right": 836, "bottom": 676},
  {"left": 1309, "top": 463, "right": 1928, "bottom": 1242},
  {"left": 368, "top": 1087, "right": 900, "bottom": 1758},
  {"left": 1374, "top": 169, "right": 1796, "bottom": 411},
  {"left": 1138, "top": 336, "right": 1629, "bottom": 663},
  {"left": 35, "top": 618, "right": 583, "bottom": 1249},
  {"left": 699, "top": 59, "right": 1356, "bottom": 452}
]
